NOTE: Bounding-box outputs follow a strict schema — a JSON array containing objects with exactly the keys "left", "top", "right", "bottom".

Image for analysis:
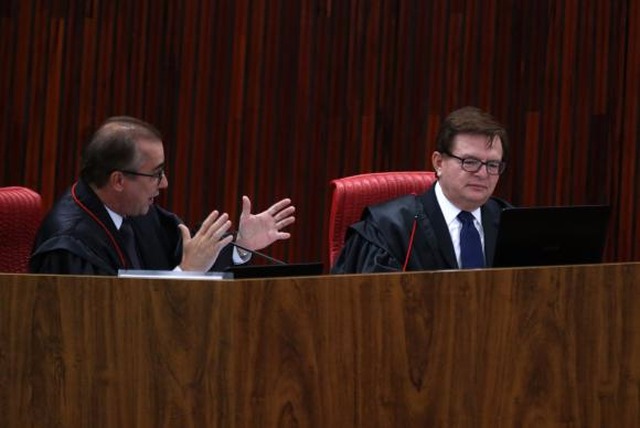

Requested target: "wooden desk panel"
[{"left": 1, "top": 264, "right": 640, "bottom": 427}]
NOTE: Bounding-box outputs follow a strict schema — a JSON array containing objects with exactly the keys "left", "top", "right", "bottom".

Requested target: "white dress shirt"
[{"left": 433, "top": 182, "right": 485, "bottom": 267}]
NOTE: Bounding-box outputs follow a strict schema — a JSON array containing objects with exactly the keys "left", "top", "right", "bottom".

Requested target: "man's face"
[
  {"left": 432, "top": 133, "right": 504, "bottom": 211},
  {"left": 121, "top": 138, "right": 168, "bottom": 216}
]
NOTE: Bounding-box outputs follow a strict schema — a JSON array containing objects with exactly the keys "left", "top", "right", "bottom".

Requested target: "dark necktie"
[
  {"left": 120, "top": 218, "right": 142, "bottom": 269},
  {"left": 458, "top": 211, "right": 485, "bottom": 269}
]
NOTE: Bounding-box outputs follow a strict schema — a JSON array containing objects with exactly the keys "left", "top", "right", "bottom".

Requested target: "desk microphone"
[{"left": 221, "top": 232, "right": 287, "bottom": 265}]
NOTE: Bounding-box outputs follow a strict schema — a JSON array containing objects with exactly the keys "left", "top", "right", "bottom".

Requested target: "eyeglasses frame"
[
  {"left": 119, "top": 169, "right": 165, "bottom": 184},
  {"left": 443, "top": 152, "right": 506, "bottom": 175}
]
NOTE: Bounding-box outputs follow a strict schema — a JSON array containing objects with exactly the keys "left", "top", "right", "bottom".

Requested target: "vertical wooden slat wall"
[{"left": 1, "top": 0, "right": 638, "bottom": 267}]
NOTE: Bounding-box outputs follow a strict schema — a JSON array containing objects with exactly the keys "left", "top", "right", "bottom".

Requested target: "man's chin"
[
  {"left": 135, "top": 206, "right": 151, "bottom": 216},
  {"left": 463, "top": 193, "right": 491, "bottom": 209}
]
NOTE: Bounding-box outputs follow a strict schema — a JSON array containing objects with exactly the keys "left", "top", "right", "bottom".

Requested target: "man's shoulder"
[
  {"left": 33, "top": 184, "right": 115, "bottom": 256},
  {"left": 484, "top": 196, "right": 512, "bottom": 213},
  {"left": 31, "top": 207, "right": 115, "bottom": 273},
  {"left": 353, "top": 194, "right": 425, "bottom": 238},
  {"left": 366, "top": 194, "right": 421, "bottom": 221},
  {"left": 39, "top": 189, "right": 89, "bottom": 236}
]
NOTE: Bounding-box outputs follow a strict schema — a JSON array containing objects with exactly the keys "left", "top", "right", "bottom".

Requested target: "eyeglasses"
[
  {"left": 120, "top": 169, "right": 165, "bottom": 185},
  {"left": 444, "top": 152, "right": 506, "bottom": 175}
]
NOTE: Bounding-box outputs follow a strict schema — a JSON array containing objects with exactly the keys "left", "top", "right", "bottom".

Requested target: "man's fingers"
[
  {"left": 274, "top": 205, "right": 296, "bottom": 220},
  {"left": 197, "top": 210, "right": 220, "bottom": 236},
  {"left": 178, "top": 224, "right": 191, "bottom": 242},
  {"left": 180, "top": 210, "right": 237, "bottom": 272},
  {"left": 212, "top": 219, "right": 232, "bottom": 240},
  {"left": 276, "top": 216, "right": 295, "bottom": 229},
  {"left": 268, "top": 198, "right": 292, "bottom": 215},
  {"left": 242, "top": 196, "right": 252, "bottom": 216},
  {"left": 217, "top": 233, "right": 234, "bottom": 248},
  {"left": 274, "top": 231, "right": 291, "bottom": 241},
  {"left": 200, "top": 213, "right": 229, "bottom": 239}
]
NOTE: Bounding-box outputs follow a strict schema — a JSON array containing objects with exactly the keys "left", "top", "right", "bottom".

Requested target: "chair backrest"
[
  {"left": 0, "top": 186, "right": 42, "bottom": 273},
  {"left": 328, "top": 171, "right": 437, "bottom": 267}
]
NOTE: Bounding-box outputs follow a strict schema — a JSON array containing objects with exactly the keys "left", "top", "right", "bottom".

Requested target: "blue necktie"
[{"left": 458, "top": 211, "right": 485, "bottom": 269}]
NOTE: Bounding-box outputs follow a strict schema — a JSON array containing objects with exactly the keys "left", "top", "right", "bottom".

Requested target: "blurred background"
[{"left": 1, "top": 0, "right": 638, "bottom": 269}]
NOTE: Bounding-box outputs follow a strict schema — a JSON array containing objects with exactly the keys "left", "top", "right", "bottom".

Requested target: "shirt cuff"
[{"left": 233, "top": 246, "right": 252, "bottom": 264}]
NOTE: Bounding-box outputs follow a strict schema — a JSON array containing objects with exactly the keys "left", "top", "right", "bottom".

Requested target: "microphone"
[{"left": 221, "top": 232, "right": 287, "bottom": 265}]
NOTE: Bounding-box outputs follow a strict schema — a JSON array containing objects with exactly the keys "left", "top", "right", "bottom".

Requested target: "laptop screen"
[{"left": 492, "top": 205, "right": 611, "bottom": 268}]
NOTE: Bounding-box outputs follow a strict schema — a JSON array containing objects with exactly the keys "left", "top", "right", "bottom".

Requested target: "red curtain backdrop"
[{"left": 1, "top": 0, "right": 638, "bottom": 267}]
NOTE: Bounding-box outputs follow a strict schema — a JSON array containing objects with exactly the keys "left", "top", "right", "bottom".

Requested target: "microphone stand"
[{"left": 229, "top": 241, "right": 287, "bottom": 265}]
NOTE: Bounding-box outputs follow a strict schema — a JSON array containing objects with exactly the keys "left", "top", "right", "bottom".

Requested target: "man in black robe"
[
  {"left": 332, "top": 106, "right": 511, "bottom": 273},
  {"left": 30, "top": 116, "right": 295, "bottom": 275}
]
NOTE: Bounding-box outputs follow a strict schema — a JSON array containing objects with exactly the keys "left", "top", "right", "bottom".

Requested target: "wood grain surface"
[{"left": 2, "top": 264, "right": 640, "bottom": 426}]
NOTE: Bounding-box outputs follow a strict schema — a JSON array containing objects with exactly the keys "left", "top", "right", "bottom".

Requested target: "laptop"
[
  {"left": 492, "top": 205, "right": 611, "bottom": 268},
  {"left": 225, "top": 262, "right": 324, "bottom": 279}
]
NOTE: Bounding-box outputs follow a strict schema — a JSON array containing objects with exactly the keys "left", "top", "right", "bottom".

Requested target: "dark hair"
[
  {"left": 80, "top": 116, "right": 163, "bottom": 187},
  {"left": 435, "top": 106, "right": 509, "bottom": 161}
]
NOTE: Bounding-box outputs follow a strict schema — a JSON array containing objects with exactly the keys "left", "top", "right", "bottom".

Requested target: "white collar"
[
  {"left": 104, "top": 205, "right": 124, "bottom": 230},
  {"left": 434, "top": 181, "right": 482, "bottom": 226}
]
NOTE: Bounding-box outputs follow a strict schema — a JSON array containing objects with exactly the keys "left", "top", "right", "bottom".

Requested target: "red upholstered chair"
[
  {"left": 0, "top": 186, "right": 42, "bottom": 273},
  {"left": 328, "top": 171, "right": 437, "bottom": 267}
]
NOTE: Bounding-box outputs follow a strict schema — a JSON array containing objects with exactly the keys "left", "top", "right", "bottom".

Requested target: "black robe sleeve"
[
  {"left": 331, "top": 230, "right": 403, "bottom": 273},
  {"left": 330, "top": 197, "right": 419, "bottom": 274},
  {"left": 31, "top": 249, "right": 114, "bottom": 275}
]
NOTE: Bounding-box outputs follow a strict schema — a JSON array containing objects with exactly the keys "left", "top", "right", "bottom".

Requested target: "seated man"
[
  {"left": 30, "top": 116, "right": 295, "bottom": 275},
  {"left": 332, "top": 106, "right": 511, "bottom": 273}
]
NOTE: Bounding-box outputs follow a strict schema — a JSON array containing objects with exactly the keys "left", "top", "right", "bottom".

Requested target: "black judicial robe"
[
  {"left": 331, "top": 186, "right": 511, "bottom": 274},
  {"left": 29, "top": 180, "right": 233, "bottom": 275}
]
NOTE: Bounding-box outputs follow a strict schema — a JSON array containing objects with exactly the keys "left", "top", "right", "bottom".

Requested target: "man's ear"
[
  {"left": 432, "top": 151, "right": 443, "bottom": 176},
  {"left": 110, "top": 170, "right": 127, "bottom": 191}
]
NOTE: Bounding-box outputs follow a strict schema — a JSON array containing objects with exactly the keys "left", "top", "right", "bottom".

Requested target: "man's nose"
[{"left": 159, "top": 173, "right": 168, "bottom": 189}]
